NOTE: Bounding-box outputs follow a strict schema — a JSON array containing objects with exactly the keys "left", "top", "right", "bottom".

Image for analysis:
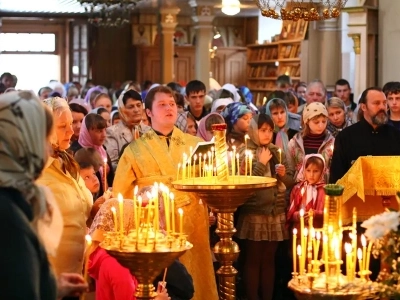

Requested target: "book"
[{"left": 188, "top": 137, "right": 215, "bottom": 165}]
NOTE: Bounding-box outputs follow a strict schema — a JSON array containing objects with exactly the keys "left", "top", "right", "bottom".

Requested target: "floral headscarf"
[
  {"left": 0, "top": 90, "right": 48, "bottom": 216},
  {"left": 221, "top": 102, "right": 252, "bottom": 130}
]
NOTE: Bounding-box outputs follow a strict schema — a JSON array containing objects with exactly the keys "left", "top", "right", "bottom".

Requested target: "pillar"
[
  {"left": 160, "top": 7, "right": 180, "bottom": 84},
  {"left": 343, "top": 1, "right": 378, "bottom": 100},
  {"left": 318, "top": 18, "right": 341, "bottom": 87},
  {"left": 189, "top": 1, "right": 215, "bottom": 91}
]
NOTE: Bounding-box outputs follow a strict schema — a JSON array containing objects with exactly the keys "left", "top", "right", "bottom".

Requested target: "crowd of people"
[{"left": 2, "top": 71, "right": 400, "bottom": 300}]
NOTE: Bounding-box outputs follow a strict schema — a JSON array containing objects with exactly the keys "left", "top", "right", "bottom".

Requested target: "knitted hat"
[{"left": 302, "top": 102, "right": 328, "bottom": 122}]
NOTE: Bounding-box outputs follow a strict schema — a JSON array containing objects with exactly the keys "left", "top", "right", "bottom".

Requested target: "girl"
[
  {"left": 221, "top": 102, "right": 253, "bottom": 150},
  {"left": 91, "top": 107, "right": 111, "bottom": 127},
  {"left": 287, "top": 102, "right": 334, "bottom": 182},
  {"left": 287, "top": 154, "right": 326, "bottom": 229},
  {"left": 236, "top": 113, "right": 294, "bottom": 300},
  {"left": 93, "top": 93, "right": 113, "bottom": 113},
  {"left": 326, "top": 97, "right": 354, "bottom": 137}
]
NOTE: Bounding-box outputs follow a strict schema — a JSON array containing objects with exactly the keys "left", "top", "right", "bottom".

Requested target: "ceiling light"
[{"left": 221, "top": 0, "right": 241, "bottom": 16}]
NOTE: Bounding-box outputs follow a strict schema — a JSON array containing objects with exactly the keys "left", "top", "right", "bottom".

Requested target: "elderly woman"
[
  {"left": 0, "top": 91, "right": 88, "bottom": 299},
  {"left": 38, "top": 97, "right": 97, "bottom": 283},
  {"left": 104, "top": 89, "right": 150, "bottom": 170},
  {"left": 325, "top": 97, "right": 354, "bottom": 137}
]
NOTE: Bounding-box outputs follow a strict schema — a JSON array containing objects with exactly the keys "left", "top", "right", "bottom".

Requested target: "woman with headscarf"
[
  {"left": 38, "top": 97, "right": 96, "bottom": 287},
  {"left": 221, "top": 102, "right": 253, "bottom": 150},
  {"left": 104, "top": 89, "right": 150, "bottom": 170},
  {"left": 0, "top": 91, "right": 88, "bottom": 299},
  {"left": 91, "top": 107, "right": 111, "bottom": 127},
  {"left": 84, "top": 86, "right": 103, "bottom": 109}
]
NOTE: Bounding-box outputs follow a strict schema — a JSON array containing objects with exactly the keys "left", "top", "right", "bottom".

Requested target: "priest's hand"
[{"left": 57, "top": 273, "right": 88, "bottom": 299}]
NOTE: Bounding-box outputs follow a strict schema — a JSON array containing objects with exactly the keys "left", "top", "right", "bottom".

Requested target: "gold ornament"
[{"left": 331, "top": 7, "right": 340, "bottom": 18}]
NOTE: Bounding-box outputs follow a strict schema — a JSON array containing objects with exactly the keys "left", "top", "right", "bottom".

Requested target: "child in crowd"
[
  {"left": 287, "top": 154, "right": 326, "bottom": 229},
  {"left": 111, "top": 110, "right": 120, "bottom": 125},
  {"left": 236, "top": 113, "right": 294, "bottom": 300},
  {"left": 221, "top": 102, "right": 253, "bottom": 150}
]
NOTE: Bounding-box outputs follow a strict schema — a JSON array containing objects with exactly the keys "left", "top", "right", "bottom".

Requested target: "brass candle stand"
[{"left": 173, "top": 176, "right": 276, "bottom": 299}]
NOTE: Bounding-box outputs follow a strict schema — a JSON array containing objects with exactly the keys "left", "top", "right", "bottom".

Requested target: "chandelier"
[
  {"left": 221, "top": 0, "right": 241, "bottom": 16},
  {"left": 78, "top": 0, "right": 143, "bottom": 27},
  {"left": 254, "top": 0, "right": 348, "bottom": 21}
]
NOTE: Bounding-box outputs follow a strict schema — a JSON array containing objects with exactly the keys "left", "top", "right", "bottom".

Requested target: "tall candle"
[
  {"left": 232, "top": 146, "right": 236, "bottom": 176},
  {"left": 357, "top": 248, "right": 363, "bottom": 272},
  {"left": 236, "top": 153, "right": 239, "bottom": 177},
  {"left": 117, "top": 193, "right": 124, "bottom": 234},
  {"left": 297, "top": 245, "right": 302, "bottom": 275},
  {"left": 278, "top": 148, "right": 282, "bottom": 164},
  {"left": 103, "top": 158, "right": 108, "bottom": 192},
  {"left": 345, "top": 243, "right": 351, "bottom": 281},
  {"left": 193, "top": 155, "right": 197, "bottom": 178},
  {"left": 83, "top": 235, "right": 92, "bottom": 282},
  {"left": 178, "top": 208, "right": 183, "bottom": 235},
  {"left": 249, "top": 152, "right": 253, "bottom": 177},
  {"left": 199, "top": 153, "right": 202, "bottom": 177},
  {"left": 293, "top": 228, "right": 297, "bottom": 274},
  {"left": 366, "top": 241, "right": 372, "bottom": 272},
  {"left": 351, "top": 208, "right": 357, "bottom": 276},
  {"left": 133, "top": 186, "right": 138, "bottom": 229},
  {"left": 145, "top": 197, "right": 152, "bottom": 245},
  {"left": 211, "top": 147, "right": 214, "bottom": 170},
  {"left": 244, "top": 134, "right": 249, "bottom": 150},
  {"left": 152, "top": 186, "right": 159, "bottom": 234},
  {"left": 315, "top": 231, "right": 321, "bottom": 261},
  {"left": 170, "top": 193, "right": 175, "bottom": 233},
  {"left": 244, "top": 150, "right": 248, "bottom": 177},
  {"left": 111, "top": 207, "right": 118, "bottom": 232},
  {"left": 300, "top": 187, "right": 305, "bottom": 207},
  {"left": 304, "top": 228, "right": 308, "bottom": 273},
  {"left": 177, "top": 163, "right": 181, "bottom": 181},
  {"left": 136, "top": 196, "right": 142, "bottom": 244},
  {"left": 323, "top": 235, "right": 329, "bottom": 277},
  {"left": 361, "top": 235, "right": 367, "bottom": 271}
]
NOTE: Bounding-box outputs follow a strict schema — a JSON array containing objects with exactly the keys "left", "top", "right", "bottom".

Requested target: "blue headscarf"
[
  {"left": 221, "top": 102, "right": 252, "bottom": 130},
  {"left": 239, "top": 86, "right": 253, "bottom": 104}
]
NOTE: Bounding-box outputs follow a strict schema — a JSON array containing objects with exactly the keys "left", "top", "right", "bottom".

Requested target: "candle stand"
[
  {"left": 288, "top": 184, "right": 376, "bottom": 300},
  {"left": 173, "top": 176, "right": 276, "bottom": 300}
]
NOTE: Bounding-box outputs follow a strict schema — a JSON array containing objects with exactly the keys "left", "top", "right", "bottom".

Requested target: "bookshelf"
[{"left": 247, "top": 19, "right": 308, "bottom": 107}]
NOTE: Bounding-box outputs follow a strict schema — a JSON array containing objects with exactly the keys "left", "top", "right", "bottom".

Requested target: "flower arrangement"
[{"left": 361, "top": 193, "right": 400, "bottom": 299}]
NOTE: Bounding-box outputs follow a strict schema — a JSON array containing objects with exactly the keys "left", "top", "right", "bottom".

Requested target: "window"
[
  {"left": 71, "top": 23, "right": 89, "bottom": 85},
  {"left": 0, "top": 33, "right": 56, "bottom": 53}
]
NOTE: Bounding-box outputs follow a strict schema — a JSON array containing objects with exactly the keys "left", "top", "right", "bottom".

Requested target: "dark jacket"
[
  {"left": 0, "top": 188, "right": 57, "bottom": 300},
  {"left": 239, "top": 142, "right": 295, "bottom": 215},
  {"left": 330, "top": 118, "right": 400, "bottom": 183},
  {"left": 153, "top": 259, "right": 195, "bottom": 300}
]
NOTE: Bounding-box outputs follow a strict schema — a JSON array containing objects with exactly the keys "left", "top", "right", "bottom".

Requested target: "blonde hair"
[
  {"left": 301, "top": 114, "right": 327, "bottom": 138},
  {"left": 43, "top": 97, "right": 70, "bottom": 146},
  {"left": 326, "top": 97, "right": 346, "bottom": 111}
]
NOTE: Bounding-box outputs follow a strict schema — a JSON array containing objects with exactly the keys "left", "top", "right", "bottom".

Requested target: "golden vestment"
[
  {"left": 113, "top": 128, "right": 218, "bottom": 300},
  {"left": 337, "top": 156, "right": 400, "bottom": 224}
]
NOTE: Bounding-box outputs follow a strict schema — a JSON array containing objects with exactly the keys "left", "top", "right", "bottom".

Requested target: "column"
[
  {"left": 160, "top": 7, "right": 180, "bottom": 84},
  {"left": 343, "top": 1, "right": 378, "bottom": 99},
  {"left": 318, "top": 18, "right": 341, "bottom": 87},
  {"left": 189, "top": 1, "right": 215, "bottom": 91}
]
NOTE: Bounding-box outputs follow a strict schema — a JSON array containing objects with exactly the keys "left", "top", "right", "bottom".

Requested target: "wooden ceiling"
[{"left": 0, "top": 0, "right": 259, "bottom": 17}]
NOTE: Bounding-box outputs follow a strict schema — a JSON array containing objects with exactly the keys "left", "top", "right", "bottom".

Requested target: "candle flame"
[
  {"left": 278, "top": 148, "right": 281, "bottom": 154},
  {"left": 361, "top": 234, "right": 367, "bottom": 247},
  {"left": 85, "top": 234, "right": 92, "bottom": 245},
  {"left": 103, "top": 157, "right": 107, "bottom": 163},
  {"left": 117, "top": 193, "right": 123, "bottom": 203},
  {"left": 111, "top": 206, "right": 116, "bottom": 213},
  {"left": 154, "top": 182, "right": 159, "bottom": 190},
  {"left": 297, "top": 244, "right": 302, "bottom": 256},
  {"left": 134, "top": 185, "right": 138, "bottom": 195},
  {"left": 330, "top": 144, "right": 334, "bottom": 152},
  {"left": 170, "top": 192, "right": 174, "bottom": 200},
  {"left": 232, "top": 146, "right": 236, "bottom": 151},
  {"left": 299, "top": 208, "right": 304, "bottom": 217},
  {"left": 316, "top": 231, "right": 321, "bottom": 240},
  {"left": 304, "top": 228, "right": 308, "bottom": 237},
  {"left": 194, "top": 154, "right": 197, "bottom": 160},
  {"left": 178, "top": 208, "right": 183, "bottom": 215},
  {"left": 236, "top": 153, "right": 239, "bottom": 159},
  {"left": 145, "top": 191, "right": 152, "bottom": 201},
  {"left": 293, "top": 228, "right": 297, "bottom": 235},
  {"left": 244, "top": 134, "right": 249, "bottom": 140},
  {"left": 323, "top": 235, "right": 328, "bottom": 242},
  {"left": 138, "top": 195, "right": 142, "bottom": 204},
  {"left": 357, "top": 248, "right": 362, "bottom": 259},
  {"left": 300, "top": 187, "right": 305, "bottom": 196},
  {"left": 345, "top": 243, "right": 352, "bottom": 254},
  {"left": 177, "top": 163, "right": 181, "bottom": 169}
]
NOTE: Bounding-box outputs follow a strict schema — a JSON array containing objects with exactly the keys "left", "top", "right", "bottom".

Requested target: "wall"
[
  {"left": 257, "top": 11, "right": 282, "bottom": 44},
  {"left": 379, "top": 0, "right": 400, "bottom": 85}
]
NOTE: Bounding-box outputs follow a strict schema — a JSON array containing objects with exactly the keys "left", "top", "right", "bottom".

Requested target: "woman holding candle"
[
  {"left": 88, "top": 186, "right": 194, "bottom": 300},
  {"left": 0, "top": 91, "right": 88, "bottom": 299},
  {"left": 236, "top": 113, "right": 295, "bottom": 300},
  {"left": 38, "top": 97, "right": 96, "bottom": 288},
  {"left": 286, "top": 102, "right": 334, "bottom": 183},
  {"left": 221, "top": 102, "right": 253, "bottom": 150}
]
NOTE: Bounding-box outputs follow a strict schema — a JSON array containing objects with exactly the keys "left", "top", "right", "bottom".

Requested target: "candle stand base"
[
  {"left": 173, "top": 176, "right": 276, "bottom": 300},
  {"left": 104, "top": 247, "right": 191, "bottom": 300}
]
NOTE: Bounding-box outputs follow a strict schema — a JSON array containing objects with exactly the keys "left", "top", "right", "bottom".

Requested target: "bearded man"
[{"left": 330, "top": 87, "right": 400, "bottom": 183}]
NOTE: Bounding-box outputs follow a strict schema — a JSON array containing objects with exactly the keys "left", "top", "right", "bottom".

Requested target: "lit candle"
[
  {"left": 133, "top": 186, "right": 138, "bottom": 229},
  {"left": 232, "top": 146, "right": 236, "bottom": 176},
  {"left": 152, "top": 185, "right": 159, "bottom": 234},
  {"left": 177, "top": 163, "right": 181, "bottom": 181},
  {"left": 188, "top": 149, "right": 192, "bottom": 179},
  {"left": 193, "top": 155, "right": 197, "bottom": 178},
  {"left": 300, "top": 186, "right": 306, "bottom": 207},
  {"left": 361, "top": 234, "right": 367, "bottom": 272},
  {"left": 323, "top": 234, "right": 329, "bottom": 277},
  {"left": 83, "top": 235, "right": 92, "bottom": 283},
  {"left": 351, "top": 208, "right": 357, "bottom": 276},
  {"left": 182, "top": 153, "right": 187, "bottom": 180},
  {"left": 297, "top": 245, "right": 302, "bottom": 275},
  {"left": 236, "top": 153, "right": 239, "bottom": 177},
  {"left": 211, "top": 147, "right": 215, "bottom": 170},
  {"left": 293, "top": 228, "right": 297, "bottom": 274},
  {"left": 244, "top": 134, "right": 249, "bottom": 150},
  {"left": 229, "top": 151, "right": 233, "bottom": 176},
  {"left": 145, "top": 195, "right": 152, "bottom": 245},
  {"left": 335, "top": 247, "right": 340, "bottom": 286},
  {"left": 103, "top": 158, "right": 108, "bottom": 192},
  {"left": 345, "top": 243, "right": 352, "bottom": 281},
  {"left": 357, "top": 248, "right": 363, "bottom": 273},
  {"left": 199, "top": 153, "right": 202, "bottom": 177},
  {"left": 366, "top": 241, "right": 372, "bottom": 272},
  {"left": 111, "top": 206, "right": 118, "bottom": 232},
  {"left": 170, "top": 193, "right": 175, "bottom": 233},
  {"left": 178, "top": 208, "right": 183, "bottom": 235},
  {"left": 330, "top": 144, "right": 334, "bottom": 154},
  {"left": 303, "top": 228, "right": 308, "bottom": 273},
  {"left": 315, "top": 231, "right": 321, "bottom": 262},
  {"left": 136, "top": 196, "right": 142, "bottom": 244},
  {"left": 278, "top": 148, "right": 282, "bottom": 164},
  {"left": 249, "top": 151, "right": 253, "bottom": 177},
  {"left": 244, "top": 150, "right": 248, "bottom": 177},
  {"left": 118, "top": 193, "right": 124, "bottom": 234}
]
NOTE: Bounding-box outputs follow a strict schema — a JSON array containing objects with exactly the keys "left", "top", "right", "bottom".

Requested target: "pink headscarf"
[
  {"left": 197, "top": 113, "right": 225, "bottom": 142},
  {"left": 78, "top": 115, "right": 108, "bottom": 175}
]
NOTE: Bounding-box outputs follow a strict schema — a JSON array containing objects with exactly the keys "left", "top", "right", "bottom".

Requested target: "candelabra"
[
  {"left": 288, "top": 184, "right": 375, "bottom": 300},
  {"left": 173, "top": 124, "right": 276, "bottom": 300}
]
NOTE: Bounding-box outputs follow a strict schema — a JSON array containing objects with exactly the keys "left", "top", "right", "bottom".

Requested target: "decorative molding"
[{"left": 348, "top": 33, "right": 361, "bottom": 54}]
